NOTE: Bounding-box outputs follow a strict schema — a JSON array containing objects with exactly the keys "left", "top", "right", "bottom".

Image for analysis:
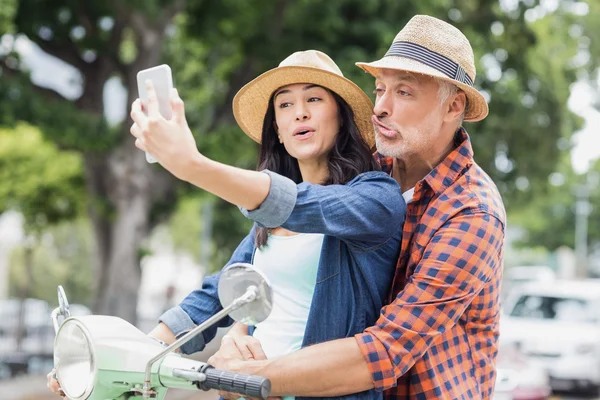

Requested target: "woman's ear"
[{"left": 273, "top": 121, "right": 283, "bottom": 143}]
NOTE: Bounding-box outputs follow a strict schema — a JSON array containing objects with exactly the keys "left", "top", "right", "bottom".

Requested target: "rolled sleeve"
[
  {"left": 355, "top": 332, "right": 398, "bottom": 392},
  {"left": 159, "top": 305, "right": 206, "bottom": 355},
  {"left": 239, "top": 170, "right": 297, "bottom": 228}
]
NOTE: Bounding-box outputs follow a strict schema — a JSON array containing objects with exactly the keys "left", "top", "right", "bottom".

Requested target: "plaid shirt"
[{"left": 355, "top": 129, "right": 506, "bottom": 399}]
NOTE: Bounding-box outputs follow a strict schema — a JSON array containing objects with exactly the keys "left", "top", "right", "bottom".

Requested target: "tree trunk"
[
  {"left": 86, "top": 39, "right": 171, "bottom": 324},
  {"left": 86, "top": 141, "right": 154, "bottom": 323}
]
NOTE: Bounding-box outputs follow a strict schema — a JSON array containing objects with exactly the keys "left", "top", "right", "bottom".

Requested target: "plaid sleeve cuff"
[
  {"left": 238, "top": 169, "right": 297, "bottom": 228},
  {"left": 159, "top": 305, "right": 206, "bottom": 355},
  {"left": 355, "top": 331, "right": 397, "bottom": 392}
]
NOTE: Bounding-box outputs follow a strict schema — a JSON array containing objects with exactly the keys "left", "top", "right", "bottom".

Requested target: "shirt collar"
[{"left": 424, "top": 128, "right": 473, "bottom": 195}]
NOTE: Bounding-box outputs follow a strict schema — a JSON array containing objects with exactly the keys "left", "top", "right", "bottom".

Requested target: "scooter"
[{"left": 51, "top": 262, "right": 273, "bottom": 400}]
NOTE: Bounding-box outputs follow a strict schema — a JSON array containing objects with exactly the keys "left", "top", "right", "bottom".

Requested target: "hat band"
[{"left": 384, "top": 41, "right": 474, "bottom": 86}]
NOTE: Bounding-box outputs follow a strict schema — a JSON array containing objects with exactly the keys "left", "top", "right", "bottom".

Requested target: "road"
[
  {"left": 1, "top": 373, "right": 219, "bottom": 400},
  {"left": 2, "top": 374, "right": 598, "bottom": 400}
]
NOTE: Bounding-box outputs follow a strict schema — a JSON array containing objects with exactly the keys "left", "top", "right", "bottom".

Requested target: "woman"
[{"left": 48, "top": 50, "right": 405, "bottom": 399}]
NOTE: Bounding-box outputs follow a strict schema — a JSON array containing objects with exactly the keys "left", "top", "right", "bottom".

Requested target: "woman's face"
[{"left": 272, "top": 83, "right": 341, "bottom": 163}]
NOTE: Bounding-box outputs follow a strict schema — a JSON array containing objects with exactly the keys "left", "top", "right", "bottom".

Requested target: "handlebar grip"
[{"left": 198, "top": 366, "right": 271, "bottom": 399}]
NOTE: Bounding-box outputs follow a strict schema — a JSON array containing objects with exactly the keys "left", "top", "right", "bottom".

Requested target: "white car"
[
  {"left": 500, "top": 279, "right": 600, "bottom": 395},
  {"left": 502, "top": 265, "right": 556, "bottom": 301},
  {"left": 504, "top": 266, "right": 556, "bottom": 285}
]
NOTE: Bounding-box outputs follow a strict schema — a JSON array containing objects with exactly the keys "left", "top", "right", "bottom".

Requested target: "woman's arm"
[
  {"left": 243, "top": 171, "right": 406, "bottom": 249},
  {"left": 183, "top": 156, "right": 273, "bottom": 212},
  {"left": 147, "top": 322, "right": 177, "bottom": 344}
]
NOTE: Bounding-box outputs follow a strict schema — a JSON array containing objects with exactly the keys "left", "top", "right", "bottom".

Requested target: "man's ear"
[{"left": 445, "top": 90, "right": 467, "bottom": 122}]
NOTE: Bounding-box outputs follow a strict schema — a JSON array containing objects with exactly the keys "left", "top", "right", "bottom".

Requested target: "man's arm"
[
  {"left": 354, "top": 211, "right": 504, "bottom": 391},
  {"left": 219, "top": 337, "right": 373, "bottom": 397},
  {"left": 214, "top": 210, "right": 504, "bottom": 396}
]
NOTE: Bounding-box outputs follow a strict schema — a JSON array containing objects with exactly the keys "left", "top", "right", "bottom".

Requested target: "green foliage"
[
  {"left": 510, "top": 157, "right": 600, "bottom": 251},
  {"left": 167, "top": 195, "right": 204, "bottom": 261},
  {"left": 0, "top": 0, "right": 17, "bottom": 33},
  {"left": 470, "top": 4, "right": 586, "bottom": 210},
  {"left": 0, "top": 124, "right": 85, "bottom": 232},
  {"left": 14, "top": 1, "right": 122, "bottom": 61},
  {"left": 0, "top": 72, "right": 117, "bottom": 152},
  {"left": 210, "top": 199, "right": 253, "bottom": 273}
]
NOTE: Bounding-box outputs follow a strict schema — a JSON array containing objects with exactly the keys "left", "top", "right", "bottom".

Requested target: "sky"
[
  {"left": 4, "top": 30, "right": 600, "bottom": 175},
  {"left": 568, "top": 79, "right": 600, "bottom": 173}
]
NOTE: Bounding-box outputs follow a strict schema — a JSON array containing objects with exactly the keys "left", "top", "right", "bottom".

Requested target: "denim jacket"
[{"left": 160, "top": 170, "right": 406, "bottom": 400}]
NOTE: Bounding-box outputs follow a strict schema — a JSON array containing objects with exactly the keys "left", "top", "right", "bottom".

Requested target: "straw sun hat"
[
  {"left": 356, "top": 14, "right": 489, "bottom": 122},
  {"left": 233, "top": 50, "right": 375, "bottom": 149}
]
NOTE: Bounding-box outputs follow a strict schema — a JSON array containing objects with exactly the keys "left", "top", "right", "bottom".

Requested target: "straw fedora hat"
[
  {"left": 356, "top": 15, "right": 488, "bottom": 122},
  {"left": 233, "top": 50, "right": 375, "bottom": 149}
]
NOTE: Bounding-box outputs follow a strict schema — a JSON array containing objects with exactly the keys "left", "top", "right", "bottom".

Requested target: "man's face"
[{"left": 371, "top": 69, "right": 447, "bottom": 161}]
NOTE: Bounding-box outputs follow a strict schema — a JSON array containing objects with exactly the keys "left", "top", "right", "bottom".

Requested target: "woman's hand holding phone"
[{"left": 130, "top": 80, "right": 204, "bottom": 181}]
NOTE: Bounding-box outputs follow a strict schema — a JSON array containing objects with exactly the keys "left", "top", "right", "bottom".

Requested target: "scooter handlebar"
[{"left": 198, "top": 365, "right": 271, "bottom": 399}]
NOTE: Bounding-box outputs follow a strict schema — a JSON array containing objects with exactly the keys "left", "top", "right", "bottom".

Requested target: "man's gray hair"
[{"left": 435, "top": 77, "right": 467, "bottom": 125}]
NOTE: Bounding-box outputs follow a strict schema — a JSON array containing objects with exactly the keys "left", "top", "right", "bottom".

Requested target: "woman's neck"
[{"left": 298, "top": 158, "right": 329, "bottom": 184}]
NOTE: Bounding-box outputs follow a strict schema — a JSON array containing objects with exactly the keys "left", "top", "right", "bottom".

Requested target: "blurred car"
[
  {"left": 0, "top": 298, "right": 91, "bottom": 378},
  {"left": 493, "top": 343, "right": 551, "bottom": 400},
  {"left": 504, "top": 266, "right": 556, "bottom": 286},
  {"left": 500, "top": 279, "right": 600, "bottom": 395},
  {"left": 502, "top": 266, "right": 556, "bottom": 302}
]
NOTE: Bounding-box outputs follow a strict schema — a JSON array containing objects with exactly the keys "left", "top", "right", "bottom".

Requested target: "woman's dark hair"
[{"left": 255, "top": 87, "right": 380, "bottom": 248}]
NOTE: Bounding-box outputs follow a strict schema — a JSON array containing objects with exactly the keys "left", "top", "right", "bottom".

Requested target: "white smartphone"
[{"left": 136, "top": 64, "right": 174, "bottom": 163}]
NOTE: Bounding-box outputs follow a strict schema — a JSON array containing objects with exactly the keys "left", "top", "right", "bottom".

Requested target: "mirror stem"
[{"left": 142, "top": 285, "right": 259, "bottom": 398}]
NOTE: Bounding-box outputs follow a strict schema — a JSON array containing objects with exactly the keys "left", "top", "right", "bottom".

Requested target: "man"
[
  {"left": 205, "top": 15, "right": 506, "bottom": 399},
  {"left": 48, "top": 14, "right": 505, "bottom": 400}
]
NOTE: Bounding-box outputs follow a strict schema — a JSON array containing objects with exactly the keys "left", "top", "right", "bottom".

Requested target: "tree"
[
  {"left": 0, "top": 123, "right": 91, "bottom": 307},
  {"left": 510, "top": 157, "right": 600, "bottom": 252},
  {"left": 0, "top": 123, "right": 84, "bottom": 230},
  {"left": 1, "top": 0, "right": 590, "bottom": 322},
  {"left": 2, "top": 1, "right": 187, "bottom": 323},
  {"left": 507, "top": 0, "right": 600, "bottom": 252}
]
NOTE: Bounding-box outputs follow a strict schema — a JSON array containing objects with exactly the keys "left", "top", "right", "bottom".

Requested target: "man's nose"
[{"left": 373, "top": 91, "right": 391, "bottom": 117}]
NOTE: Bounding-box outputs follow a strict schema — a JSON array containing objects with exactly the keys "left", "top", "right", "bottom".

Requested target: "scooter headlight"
[{"left": 54, "top": 318, "right": 95, "bottom": 400}]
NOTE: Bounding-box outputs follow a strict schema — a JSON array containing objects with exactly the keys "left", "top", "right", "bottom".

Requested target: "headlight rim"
[{"left": 54, "top": 317, "right": 97, "bottom": 400}]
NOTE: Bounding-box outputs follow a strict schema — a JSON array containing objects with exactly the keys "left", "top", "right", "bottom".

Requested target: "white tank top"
[{"left": 251, "top": 233, "right": 324, "bottom": 360}]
